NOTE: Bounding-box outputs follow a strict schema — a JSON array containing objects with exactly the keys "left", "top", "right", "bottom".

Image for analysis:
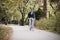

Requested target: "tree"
[
  {"left": 0, "top": 0, "right": 22, "bottom": 24},
  {"left": 19, "top": 0, "right": 29, "bottom": 25},
  {"left": 43, "top": 0, "right": 50, "bottom": 19}
]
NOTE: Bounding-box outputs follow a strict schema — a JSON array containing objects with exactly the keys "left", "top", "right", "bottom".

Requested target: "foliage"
[
  {"left": 0, "top": 0, "right": 22, "bottom": 21},
  {"left": 55, "top": 12, "right": 60, "bottom": 34},
  {"left": 35, "top": 18, "right": 56, "bottom": 30},
  {"left": 0, "top": 0, "right": 60, "bottom": 34},
  {"left": 0, "top": 0, "right": 40, "bottom": 24},
  {"left": 0, "top": 26, "right": 12, "bottom": 40},
  {"left": 35, "top": 16, "right": 60, "bottom": 34},
  {"left": 35, "top": 8, "right": 45, "bottom": 20}
]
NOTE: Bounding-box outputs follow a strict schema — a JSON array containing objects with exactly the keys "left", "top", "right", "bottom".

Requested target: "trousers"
[{"left": 28, "top": 18, "right": 35, "bottom": 31}]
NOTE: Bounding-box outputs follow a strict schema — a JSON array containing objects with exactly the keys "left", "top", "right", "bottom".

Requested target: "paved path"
[
  {"left": 0, "top": 24, "right": 60, "bottom": 40},
  {"left": 8, "top": 25, "right": 60, "bottom": 40}
]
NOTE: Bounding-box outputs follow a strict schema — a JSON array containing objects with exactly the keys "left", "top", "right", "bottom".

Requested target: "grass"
[
  {"left": 35, "top": 18, "right": 60, "bottom": 34},
  {"left": 0, "top": 26, "right": 12, "bottom": 40}
]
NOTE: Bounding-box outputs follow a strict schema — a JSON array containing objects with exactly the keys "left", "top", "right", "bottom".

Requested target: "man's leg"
[
  {"left": 29, "top": 18, "right": 32, "bottom": 31},
  {"left": 31, "top": 18, "right": 35, "bottom": 31}
]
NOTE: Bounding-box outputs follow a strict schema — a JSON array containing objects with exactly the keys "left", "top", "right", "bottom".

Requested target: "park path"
[
  {"left": 0, "top": 24, "right": 60, "bottom": 40},
  {"left": 8, "top": 25, "right": 60, "bottom": 40}
]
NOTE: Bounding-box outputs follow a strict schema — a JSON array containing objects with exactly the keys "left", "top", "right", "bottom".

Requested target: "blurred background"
[{"left": 0, "top": 0, "right": 60, "bottom": 34}]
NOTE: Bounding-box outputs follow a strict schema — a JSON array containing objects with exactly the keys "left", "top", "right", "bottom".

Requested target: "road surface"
[
  {"left": 9, "top": 25, "right": 60, "bottom": 40},
  {"left": 0, "top": 24, "right": 60, "bottom": 40}
]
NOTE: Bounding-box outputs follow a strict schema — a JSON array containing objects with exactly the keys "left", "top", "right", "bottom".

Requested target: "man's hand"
[{"left": 28, "top": 18, "right": 35, "bottom": 20}]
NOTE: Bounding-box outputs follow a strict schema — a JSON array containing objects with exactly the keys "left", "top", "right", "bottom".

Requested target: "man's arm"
[{"left": 34, "top": 12, "right": 35, "bottom": 20}]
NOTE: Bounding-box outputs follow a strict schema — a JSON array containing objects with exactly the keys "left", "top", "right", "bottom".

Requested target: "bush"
[
  {"left": 0, "top": 26, "right": 12, "bottom": 40},
  {"left": 35, "top": 18, "right": 56, "bottom": 32},
  {"left": 55, "top": 12, "right": 60, "bottom": 34}
]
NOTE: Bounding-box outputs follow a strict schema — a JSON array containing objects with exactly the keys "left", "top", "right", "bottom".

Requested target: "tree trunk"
[
  {"left": 22, "top": 12, "right": 24, "bottom": 26},
  {"left": 43, "top": 0, "right": 49, "bottom": 19}
]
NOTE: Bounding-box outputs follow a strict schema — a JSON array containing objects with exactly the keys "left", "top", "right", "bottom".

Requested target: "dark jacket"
[{"left": 28, "top": 12, "right": 35, "bottom": 18}]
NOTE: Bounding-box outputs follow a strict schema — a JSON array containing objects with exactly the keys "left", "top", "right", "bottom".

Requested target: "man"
[{"left": 28, "top": 8, "right": 35, "bottom": 31}]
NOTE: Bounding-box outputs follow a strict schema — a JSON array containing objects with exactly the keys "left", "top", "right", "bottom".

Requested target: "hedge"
[{"left": 0, "top": 26, "right": 12, "bottom": 40}]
